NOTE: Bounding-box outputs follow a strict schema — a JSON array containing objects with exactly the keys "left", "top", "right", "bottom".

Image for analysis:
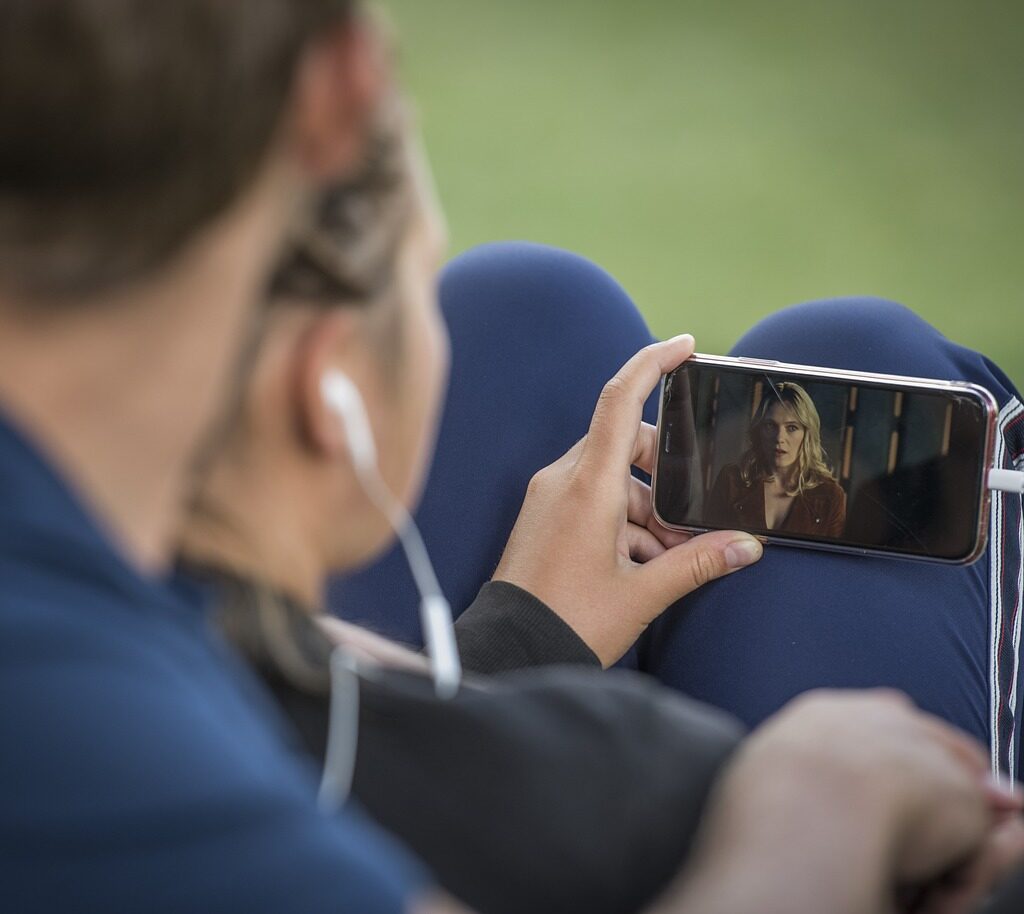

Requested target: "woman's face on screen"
[{"left": 760, "top": 402, "right": 805, "bottom": 471}]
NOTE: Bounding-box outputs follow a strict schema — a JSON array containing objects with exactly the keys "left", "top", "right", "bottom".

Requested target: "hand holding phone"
[{"left": 493, "top": 337, "right": 763, "bottom": 667}]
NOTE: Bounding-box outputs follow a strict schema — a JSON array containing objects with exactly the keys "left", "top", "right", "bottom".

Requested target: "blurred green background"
[{"left": 383, "top": 0, "right": 1022, "bottom": 389}]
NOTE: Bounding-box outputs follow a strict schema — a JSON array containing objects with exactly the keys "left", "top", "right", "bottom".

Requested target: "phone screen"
[{"left": 654, "top": 361, "right": 993, "bottom": 562}]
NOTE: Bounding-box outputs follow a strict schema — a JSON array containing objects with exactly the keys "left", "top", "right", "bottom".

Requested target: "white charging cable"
[{"left": 989, "top": 469, "right": 1024, "bottom": 495}]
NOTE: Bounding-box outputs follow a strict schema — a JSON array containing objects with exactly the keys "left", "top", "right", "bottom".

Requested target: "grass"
[{"left": 383, "top": 0, "right": 1023, "bottom": 391}]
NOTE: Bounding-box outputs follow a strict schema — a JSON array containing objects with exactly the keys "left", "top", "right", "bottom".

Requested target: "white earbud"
[{"left": 320, "top": 370, "right": 378, "bottom": 473}]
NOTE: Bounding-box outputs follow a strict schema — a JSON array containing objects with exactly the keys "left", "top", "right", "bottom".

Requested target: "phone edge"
[{"left": 649, "top": 354, "right": 1000, "bottom": 567}]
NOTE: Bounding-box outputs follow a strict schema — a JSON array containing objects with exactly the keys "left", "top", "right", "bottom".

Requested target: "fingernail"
[
  {"left": 725, "top": 537, "right": 762, "bottom": 569},
  {"left": 668, "top": 333, "right": 695, "bottom": 347}
]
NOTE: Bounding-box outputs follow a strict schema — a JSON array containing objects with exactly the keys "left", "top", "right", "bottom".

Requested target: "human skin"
[
  {"left": 652, "top": 691, "right": 1024, "bottom": 914},
  {"left": 180, "top": 222, "right": 1024, "bottom": 914},
  {"left": 180, "top": 117, "right": 766, "bottom": 656},
  {"left": 492, "top": 336, "right": 765, "bottom": 667},
  {"left": 0, "top": 18, "right": 384, "bottom": 571},
  {"left": 182, "top": 242, "right": 1023, "bottom": 912},
  {"left": 759, "top": 402, "right": 806, "bottom": 528},
  {"left": 426, "top": 705, "right": 1022, "bottom": 914},
  {"left": 761, "top": 401, "right": 805, "bottom": 475},
  {"left": 0, "top": 12, "right": 462, "bottom": 914},
  {"left": 161, "top": 21, "right": 1022, "bottom": 914}
]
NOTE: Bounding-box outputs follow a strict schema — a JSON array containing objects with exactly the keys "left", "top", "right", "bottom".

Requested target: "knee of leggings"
[
  {"left": 439, "top": 241, "right": 654, "bottom": 349},
  {"left": 730, "top": 295, "right": 957, "bottom": 378}
]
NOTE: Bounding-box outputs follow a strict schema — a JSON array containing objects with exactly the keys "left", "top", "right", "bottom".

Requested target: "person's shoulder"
[
  {"left": 0, "top": 572, "right": 427, "bottom": 913},
  {"left": 0, "top": 570, "right": 308, "bottom": 808}
]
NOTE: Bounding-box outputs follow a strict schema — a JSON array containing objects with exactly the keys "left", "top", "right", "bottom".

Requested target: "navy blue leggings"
[{"left": 328, "top": 242, "right": 1024, "bottom": 778}]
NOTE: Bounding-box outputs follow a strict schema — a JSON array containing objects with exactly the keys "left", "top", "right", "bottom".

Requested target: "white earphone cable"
[
  {"left": 352, "top": 459, "right": 462, "bottom": 699},
  {"left": 316, "top": 370, "right": 462, "bottom": 810}
]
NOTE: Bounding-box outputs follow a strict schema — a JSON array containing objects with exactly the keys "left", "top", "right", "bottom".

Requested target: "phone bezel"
[{"left": 651, "top": 353, "right": 999, "bottom": 565}]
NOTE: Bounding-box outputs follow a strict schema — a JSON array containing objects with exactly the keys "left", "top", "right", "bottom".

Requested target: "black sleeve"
[
  {"left": 979, "top": 864, "right": 1024, "bottom": 914},
  {"left": 353, "top": 665, "right": 744, "bottom": 914},
  {"left": 454, "top": 581, "right": 600, "bottom": 674}
]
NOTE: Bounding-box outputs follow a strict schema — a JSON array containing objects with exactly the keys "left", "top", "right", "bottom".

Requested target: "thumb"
[{"left": 637, "top": 530, "right": 763, "bottom": 608}]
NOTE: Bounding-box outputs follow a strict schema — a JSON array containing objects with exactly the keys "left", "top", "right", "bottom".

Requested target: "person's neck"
[
  {"left": 179, "top": 493, "right": 327, "bottom": 610},
  {"left": 771, "top": 464, "right": 799, "bottom": 492},
  {"left": 0, "top": 298, "right": 226, "bottom": 571},
  {"left": 0, "top": 180, "right": 290, "bottom": 572}
]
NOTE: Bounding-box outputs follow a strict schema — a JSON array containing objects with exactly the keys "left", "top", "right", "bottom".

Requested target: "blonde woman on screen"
[{"left": 707, "top": 381, "right": 846, "bottom": 536}]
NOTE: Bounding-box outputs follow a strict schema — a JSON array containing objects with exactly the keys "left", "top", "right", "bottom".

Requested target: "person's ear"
[
  {"left": 289, "top": 15, "right": 388, "bottom": 180},
  {"left": 293, "top": 309, "right": 365, "bottom": 458}
]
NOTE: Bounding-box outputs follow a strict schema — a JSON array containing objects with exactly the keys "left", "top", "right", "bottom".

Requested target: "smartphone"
[{"left": 652, "top": 355, "right": 998, "bottom": 564}]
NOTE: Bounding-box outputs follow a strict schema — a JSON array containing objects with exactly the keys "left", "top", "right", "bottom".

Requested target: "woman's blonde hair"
[{"left": 739, "top": 381, "right": 836, "bottom": 494}]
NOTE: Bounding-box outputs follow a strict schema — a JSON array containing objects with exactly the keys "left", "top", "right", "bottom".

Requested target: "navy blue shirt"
[{"left": 0, "top": 412, "right": 427, "bottom": 913}]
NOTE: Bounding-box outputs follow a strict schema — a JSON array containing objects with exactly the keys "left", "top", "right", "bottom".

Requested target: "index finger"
[{"left": 579, "top": 335, "right": 695, "bottom": 480}]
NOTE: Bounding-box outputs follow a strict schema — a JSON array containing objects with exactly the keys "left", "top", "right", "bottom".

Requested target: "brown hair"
[
  {"left": 269, "top": 90, "right": 415, "bottom": 310},
  {"left": 0, "top": 0, "right": 353, "bottom": 300}
]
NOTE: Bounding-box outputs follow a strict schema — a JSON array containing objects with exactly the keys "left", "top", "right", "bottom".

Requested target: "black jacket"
[
  {"left": 981, "top": 864, "right": 1024, "bottom": 913},
  {"left": 192, "top": 567, "right": 743, "bottom": 914}
]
